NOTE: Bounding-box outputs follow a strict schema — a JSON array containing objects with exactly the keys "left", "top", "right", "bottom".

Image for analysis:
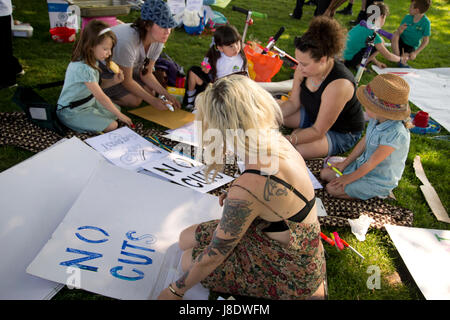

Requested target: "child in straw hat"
[{"left": 320, "top": 74, "right": 412, "bottom": 200}]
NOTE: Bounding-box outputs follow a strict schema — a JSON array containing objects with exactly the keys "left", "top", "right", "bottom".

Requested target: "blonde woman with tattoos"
[{"left": 157, "top": 75, "right": 326, "bottom": 300}]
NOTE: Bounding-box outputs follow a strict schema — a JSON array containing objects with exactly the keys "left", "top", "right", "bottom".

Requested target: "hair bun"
[{"left": 300, "top": 16, "right": 347, "bottom": 60}]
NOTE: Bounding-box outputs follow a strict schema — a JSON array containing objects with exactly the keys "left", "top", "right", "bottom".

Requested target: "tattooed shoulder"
[
  {"left": 263, "top": 177, "right": 288, "bottom": 201},
  {"left": 219, "top": 199, "right": 253, "bottom": 237}
]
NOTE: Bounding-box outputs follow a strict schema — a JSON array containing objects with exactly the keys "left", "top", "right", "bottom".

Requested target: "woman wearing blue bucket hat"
[{"left": 100, "top": 0, "right": 181, "bottom": 111}]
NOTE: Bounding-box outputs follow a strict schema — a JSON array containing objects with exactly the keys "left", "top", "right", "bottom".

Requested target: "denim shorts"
[{"left": 299, "top": 107, "right": 362, "bottom": 156}]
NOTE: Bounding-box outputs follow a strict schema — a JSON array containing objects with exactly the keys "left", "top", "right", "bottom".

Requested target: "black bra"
[{"left": 242, "top": 169, "right": 316, "bottom": 232}]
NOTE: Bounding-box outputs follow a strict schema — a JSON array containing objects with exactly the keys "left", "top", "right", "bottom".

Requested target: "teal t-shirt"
[
  {"left": 343, "top": 24, "right": 382, "bottom": 61},
  {"left": 400, "top": 14, "right": 431, "bottom": 49},
  {"left": 57, "top": 61, "right": 99, "bottom": 109}
]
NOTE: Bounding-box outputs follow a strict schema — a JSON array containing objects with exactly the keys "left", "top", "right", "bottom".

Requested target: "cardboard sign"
[
  {"left": 141, "top": 153, "right": 234, "bottom": 193},
  {"left": 413, "top": 155, "right": 449, "bottom": 223},
  {"left": 385, "top": 225, "right": 450, "bottom": 300},
  {"left": 129, "top": 106, "right": 195, "bottom": 130},
  {"left": 27, "top": 161, "right": 223, "bottom": 300},
  {"left": 0, "top": 137, "right": 105, "bottom": 299},
  {"left": 84, "top": 127, "right": 169, "bottom": 171}
]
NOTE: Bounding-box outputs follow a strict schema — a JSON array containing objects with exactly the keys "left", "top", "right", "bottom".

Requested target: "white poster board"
[
  {"left": 84, "top": 127, "right": 169, "bottom": 171},
  {"left": 385, "top": 224, "right": 450, "bottom": 300},
  {"left": 0, "top": 137, "right": 105, "bottom": 299},
  {"left": 27, "top": 161, "right": 223, "bottom": 300},
  {"left": 162, "top": 121, "right": 199, "bottom": 147},
  {"left": 142, "top": 152, "right": 234, "bottom": 193},
  {"left": 372, "top": 66, "right": 450, "bottom": 132}
]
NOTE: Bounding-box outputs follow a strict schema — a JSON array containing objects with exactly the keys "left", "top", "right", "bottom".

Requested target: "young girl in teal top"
[
  {"left": 57, "top": 20, "right": 133, "bottom": 133},
  {"left": 320, "top": 74, "right": 412, "bottom": 200}
]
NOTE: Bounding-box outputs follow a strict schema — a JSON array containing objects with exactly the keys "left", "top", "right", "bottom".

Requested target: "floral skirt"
[{"left": 192, "top": 218, "right": 326, "bottom": 300}]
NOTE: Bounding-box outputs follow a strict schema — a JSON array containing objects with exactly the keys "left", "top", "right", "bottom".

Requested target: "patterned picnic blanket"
[{"left": 0, "top": 112, "right": 414, "bottom": 229}]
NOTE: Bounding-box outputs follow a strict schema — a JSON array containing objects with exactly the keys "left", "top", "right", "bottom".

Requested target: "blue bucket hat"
[{"left": 141, "top": 0, "right": 178, "bottom": 28}]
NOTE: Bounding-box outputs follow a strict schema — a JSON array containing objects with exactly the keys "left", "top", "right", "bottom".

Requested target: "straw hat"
[{"left": 356, "top": 73, "right": 411, "bottom": 121}]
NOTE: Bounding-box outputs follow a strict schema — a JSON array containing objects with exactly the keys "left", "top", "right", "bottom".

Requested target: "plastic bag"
[
  {"left": 244, "top": 42, "right": 283, "bottom": 82},
  {"left": 208, "top": 10, "right": 227, "bottom": 28},
  {"left": 184, "top": 10, "right": 206, "bottom": 35}
]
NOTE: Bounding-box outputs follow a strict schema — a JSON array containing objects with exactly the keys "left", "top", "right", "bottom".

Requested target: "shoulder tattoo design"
[
  {"left": 263, "top": 176, "right": 288, "bottom": 201},
  {"left": 219, "top": 199, "right": 253, "bottom": 237}
]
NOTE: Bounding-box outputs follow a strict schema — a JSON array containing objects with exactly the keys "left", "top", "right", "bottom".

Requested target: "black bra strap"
[{"left": 242, "top": 169, "right": 312, "bottom": 205}]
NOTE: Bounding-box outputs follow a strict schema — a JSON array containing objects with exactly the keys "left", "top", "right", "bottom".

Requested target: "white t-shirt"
[
  {"left": 215, "top": 52, "right": 244, "bottom": 79},
  {"left": 111, "top": 23, "right": 164, "bottom": 75},
  {"left": 0, "top": 0, "right": 12, "bottom": 16}
]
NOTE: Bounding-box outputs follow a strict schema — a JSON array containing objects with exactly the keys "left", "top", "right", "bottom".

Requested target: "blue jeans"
[{"left": 299, "top": 107, "right": 362, "bottom": 156}]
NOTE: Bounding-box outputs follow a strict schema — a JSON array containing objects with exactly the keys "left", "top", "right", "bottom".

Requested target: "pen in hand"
[
  {"left": 160, "top": 95, "right": 174, "bottom": 112},
  {"left": 327, "top": 161, "right": 343, "bottom": 177}
]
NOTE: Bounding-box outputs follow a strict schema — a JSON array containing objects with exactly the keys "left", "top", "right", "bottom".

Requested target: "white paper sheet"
[
  {"left": 84, "top": 127, "right": 169, "bottom": 171},
  {"left": 372, "top": 66, "right": 450, "bottom": 132},
  {"left": 385, "top": 224, "right": 450, "bottom": 300},
  {"left": 27, "top": 161, "right": 223, "bottom": 300},
  {"left": 142, "top": 153, "right": 235, "bottom": 194},
  {"left": 162, "top": 121, "right": 199, "bottom": 147},
  {"left": 0, "top": 137, "right": 105, "bottom": 299}
]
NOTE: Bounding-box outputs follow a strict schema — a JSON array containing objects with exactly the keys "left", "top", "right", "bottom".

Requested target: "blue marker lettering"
[
  {"left": 75, "top": 226, "right": 109, "bottom": 244},
  {"left": 110, "top": 266, "right": 144, "bottom": 281},
  {"left": 60, "top": 248, "right": 102, "bottom": 272}
]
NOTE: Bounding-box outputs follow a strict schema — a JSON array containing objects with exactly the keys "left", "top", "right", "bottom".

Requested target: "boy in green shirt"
[{"left": 392, "top": 0, "right": 431, "bottom": 67}]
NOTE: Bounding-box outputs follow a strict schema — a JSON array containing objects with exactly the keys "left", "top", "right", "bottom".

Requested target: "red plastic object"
[
  {"left": 50, "top": 27, "right": 76, "bottom": 43},
  {"left": 413, "top": 111, "right": 429, "bottom": 128},
  {"left": 333, "top": 232, "right": 345, "bottom": 251},
  {"left": 175, "top": 76, "right": 186, "bottom": 88},
  {"left": 320, "top": 232, "right": 335, "bottom": 246}
]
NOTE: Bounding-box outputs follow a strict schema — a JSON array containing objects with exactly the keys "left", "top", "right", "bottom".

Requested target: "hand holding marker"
[
  {"left": 160, "top": 95, "right": 174, "bottom": 112},
  {"left": 327, "top": 161, "right": 343, "bottom": 178}
]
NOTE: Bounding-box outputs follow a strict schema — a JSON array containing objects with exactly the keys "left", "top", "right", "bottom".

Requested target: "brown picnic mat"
[
  {"left": 0, "top": 112, "right": 414, "bottom": 229},
  {"left": 0, "top": 112, "right": 149, "bottom": 153}
]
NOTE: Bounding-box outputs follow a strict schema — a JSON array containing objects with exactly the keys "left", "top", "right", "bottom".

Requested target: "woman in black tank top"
[{"left": 280, "top": 16, "right": 364, "bottom": 159}]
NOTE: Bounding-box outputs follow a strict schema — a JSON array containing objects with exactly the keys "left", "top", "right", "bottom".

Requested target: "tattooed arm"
[{"left": 157, "top": 192, "right": 258, "bottom": 299}]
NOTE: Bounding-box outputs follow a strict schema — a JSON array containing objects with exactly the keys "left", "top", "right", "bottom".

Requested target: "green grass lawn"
[{"left": 1, "top": 0, "right": 449, "bottom": 300}]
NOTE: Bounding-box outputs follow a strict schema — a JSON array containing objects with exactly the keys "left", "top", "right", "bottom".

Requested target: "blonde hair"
[{"left": 195, "top": 75, "right": 288, "bottom": 179}]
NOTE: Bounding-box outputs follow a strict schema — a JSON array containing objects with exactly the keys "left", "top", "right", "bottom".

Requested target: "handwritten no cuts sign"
[
  {"left": 27, "top": 161, "right": 222, "bottom": 299},
  {"left": 142, "top": 153, "right": 235, "bottom": 193}
]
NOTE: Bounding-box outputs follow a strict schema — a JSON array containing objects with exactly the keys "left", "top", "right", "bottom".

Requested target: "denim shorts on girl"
[{"left": 299, "top": 107, "right": 362, "bottom": 156}]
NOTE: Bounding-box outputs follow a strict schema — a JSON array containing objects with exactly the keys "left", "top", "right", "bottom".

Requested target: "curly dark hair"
[
  {"left": 412, "top": 0, "right": 431, "bottom": 14},
  {"left": 294, "top": 16, "right": 347, "bottom": 61}
]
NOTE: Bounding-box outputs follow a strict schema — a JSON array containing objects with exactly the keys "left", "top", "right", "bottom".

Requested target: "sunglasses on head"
[{"left": 141, "top": 57, "right": 150, "bottom": 75}]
